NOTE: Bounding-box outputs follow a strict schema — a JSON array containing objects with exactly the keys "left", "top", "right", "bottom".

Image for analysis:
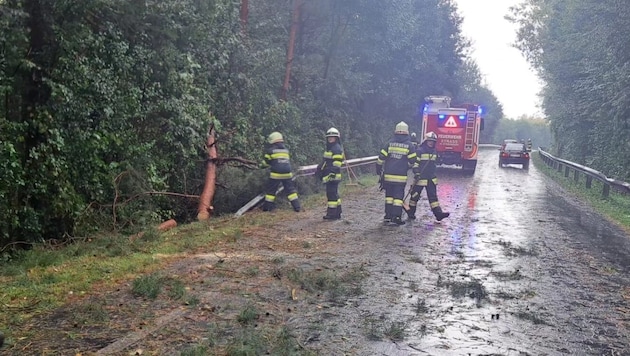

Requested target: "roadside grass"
[
  {"left": 363, "top": 316, "right": 408, "bottom": 341},
  {"left": 286, "top": 265, "right": 366, "bottom": 304},
  {"left": 533, "top": 153, "right": 630, "bottom": 233},
  {"left": 0, "top": 174, "right": 374, "bottom": 347}
]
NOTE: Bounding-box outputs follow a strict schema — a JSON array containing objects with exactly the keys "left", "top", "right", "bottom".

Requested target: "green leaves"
[{"left": 512, "top": 0, "right": 630, "bottom": 179}]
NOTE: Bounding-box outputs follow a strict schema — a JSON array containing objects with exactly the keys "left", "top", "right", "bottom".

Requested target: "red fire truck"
[{"left": 420, "top": 95, "right": 484, "bottom": 174}]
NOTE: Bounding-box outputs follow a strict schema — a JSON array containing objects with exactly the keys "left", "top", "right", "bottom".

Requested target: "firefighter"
[
  {"left": 261, "top": 132, "right": 302, "bottom": 212},
  {"left": 407, "top": 131, "right": 450, "bottom": 221},
  {"left": 317, "top": 127, "right": 344, "bottom": 220},
  {"left": 376, "top": 121, "right": 417, "bottom": 225}
]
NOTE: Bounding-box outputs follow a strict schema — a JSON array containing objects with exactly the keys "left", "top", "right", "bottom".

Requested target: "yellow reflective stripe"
[
  {"left": 408, "top": 152, "right": 417, "bottom": 160},
  {"left": 419, "top": 153, "right": 435, "bottom": 160},
  {"left": 430, "top": 201, "right": 440, "bottom": 208},
  {"left": 417, "top": 178, "right": 438, "bottom": 186},
  {"left": 377, "top": 159, "right": 384, "bottom": 164},
  {"left": 384, "top": 174, "right": 407, "bottom": 183},
  {"left": 389, "top": 147, "right": 408, "bottom": 154},
  {"left": 327, "top": 201, "right": 339, "bottom": 208},
  {"left": 323, "top": 152, "right": 333, "bottom": 158},
  {"left": 393, "top": 199, "right": 403, "bottom": 207},
  {"left": 287, "top": 192, "right": 298, "bottom": 201},
  {"left": 332, "top": 161, "right": 342, "bottom": 167},
  {"left": 332, "top": 154, "right": 343, "bottom": 160},
  {"left": 380, "top": 149, "right": 388, "bottom": 156},
  {"left": 270, "top": 172, "right": 293, "bottom": 179},
  {"left": 265, "top": 195, "right": 275, "bottom": 202},
  {"left": 264, "top": 154, "right": 272, "bottom": 160},
  {"left": 323, "top": 173, "right": 342, "bottom": 182},
  {"left": 386, "top": 197, "right": 394, "bottom": 204},
  {"left": 270, "top": 152, "right": 290, "bottom": 159}
]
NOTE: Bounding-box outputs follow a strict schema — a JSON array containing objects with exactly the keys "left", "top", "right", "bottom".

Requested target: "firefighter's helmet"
[
  {"left": 395, "top": 121, "right": 409, "bottom": 135},
  {"left": 267, "top": 131, "right": 284, "bottom": 144},
  {"left": 326, "top": 127, "right": 340, "bottom": 138},
  {"left": 425, "top": 131, "right": 438, "bottom": 142}
]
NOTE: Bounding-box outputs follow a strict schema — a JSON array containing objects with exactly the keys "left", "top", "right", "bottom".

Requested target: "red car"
[{"left": 499, "top": 142, "right": 530, "bottom": 170}]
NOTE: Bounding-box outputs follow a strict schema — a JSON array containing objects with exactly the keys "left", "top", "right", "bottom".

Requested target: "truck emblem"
[{"left": 444, "top": 116, "right": 458, "bottom": 128}]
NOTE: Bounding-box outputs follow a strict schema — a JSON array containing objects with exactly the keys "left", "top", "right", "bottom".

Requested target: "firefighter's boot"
[
  {"left": 323, "top": 207, "right": 340, "bottom": 220},
  {"left": 391, "top": 216, "right": 406, "bottom": 226},
  {"left": 262, "top": 201, "right": 275, "bottom": 212},
  {"left": 406, "top": 205, "right": 417, "bottom": 220},
  {"left": 291, "top": 199, "right": 302, "bottom": 212},
  {"left": 432, "top": 207, "right": 450, "bottom": 221},
  {"left": 336, "top": 205, "right": 342, "bottom": 219},
  {"left": 383, "top": 203, "right": 392, "bottom": 222}
]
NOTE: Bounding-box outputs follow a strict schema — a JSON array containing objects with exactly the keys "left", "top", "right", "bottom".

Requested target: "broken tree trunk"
[
  {"left": 281, "top": 0, "right": 301, "bottom": 100},
  {"left": 197, "top": 122, "right": 218, "bottom": 220}
]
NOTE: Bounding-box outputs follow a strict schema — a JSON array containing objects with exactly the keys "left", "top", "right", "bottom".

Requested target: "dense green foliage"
[
  {"left": 492, "top": 117, "right": 552, "bottom": 149},
  {"left": 0, "top": 0, "right": 503, "bottom": 246},
  {"left": 510, "top": 0, "right": 630, "bottom": 179}
]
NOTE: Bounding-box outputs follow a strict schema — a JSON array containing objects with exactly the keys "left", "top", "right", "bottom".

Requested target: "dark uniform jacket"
[
  {"left": 376, "top": 134, "right": 416, "bottom": 184},
  {"left": 262, "top": 142, "right": 293, "bottom": 180},
  {"left": 413, "top": 141, "right": 438, "bottom": 185},
  {"left": 320, "top": 141, "right": 344, "bottom": 182}
]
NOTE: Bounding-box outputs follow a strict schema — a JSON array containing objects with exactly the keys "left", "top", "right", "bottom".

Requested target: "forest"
[
  {"left": 510, "top": 0, "right": 630, "bottom": 180},
  {"left": 1, "top": 0, "right": 509, "bottom": 246}
]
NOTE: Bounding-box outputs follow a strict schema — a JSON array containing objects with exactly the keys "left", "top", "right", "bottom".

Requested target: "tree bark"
[
  {"left": 281, "top": 0, "right": 301, "bottom": 100},
  {"left": 197, "top": 122, "right": 218, "bottom": 220}
]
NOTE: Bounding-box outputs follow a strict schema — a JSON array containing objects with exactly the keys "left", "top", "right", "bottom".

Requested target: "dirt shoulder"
[{"left": 7, "top": 187, "right": 385, "bottom": 355}]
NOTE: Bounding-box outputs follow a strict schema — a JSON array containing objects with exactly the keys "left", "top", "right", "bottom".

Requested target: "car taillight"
[
  {"left": 501, "top": 152, "right": 508, "bottom": 157},
  {"left": 524, "top": 153, "right": 530, "bottom": 158}
]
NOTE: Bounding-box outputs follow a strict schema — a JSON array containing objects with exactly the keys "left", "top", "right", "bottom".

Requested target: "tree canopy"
[
  {"left": 510, "top": 0, "right": 630, "bottom": 179},
  {"left": 0, "top": 0, "right": 503, "bottom": 246}
]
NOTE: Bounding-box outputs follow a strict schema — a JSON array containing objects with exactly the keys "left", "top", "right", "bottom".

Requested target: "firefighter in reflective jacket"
[
  {"left": 376, "top": 121, "right": 417, "bottom": 225},
  {"left": 407, "top": 131, "right": 450, "bottom": 221},
  {"left": 261, "top": 132, "right": 301, "bottom": 212},
  {"left": 317, "top": 127, "right": 344, "bottom": 220}
]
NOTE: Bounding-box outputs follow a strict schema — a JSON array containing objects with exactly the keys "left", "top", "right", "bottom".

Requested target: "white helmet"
[
  {"left": 326, "top": 127, "right": 340, "bottom": 138},
  {"left": 267, "top": 131, "right": 284, "bottom": 144},
  {"left": 395, "top": 121, "right": 409, "bottom": 135},
  {"left": 425, "top": 131, "right": 438, "bottom": 142}
]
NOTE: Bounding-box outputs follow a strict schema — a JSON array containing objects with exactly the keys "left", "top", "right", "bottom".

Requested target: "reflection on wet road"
[{"left": 354, "top": 148, "right": 630, "bottom": 355}]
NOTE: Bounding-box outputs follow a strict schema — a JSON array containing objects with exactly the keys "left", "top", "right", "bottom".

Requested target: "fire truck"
[{"left": 420, "top": 95, "right": 484, "bottom": 174}]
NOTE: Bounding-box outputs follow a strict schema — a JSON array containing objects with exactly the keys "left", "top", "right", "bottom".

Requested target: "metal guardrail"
[
  {"left": 538, "top": 148, "right": 630, "bottom": 197},
  {"left": 234, "top": 156, "right": 379, "bottom": 217}
]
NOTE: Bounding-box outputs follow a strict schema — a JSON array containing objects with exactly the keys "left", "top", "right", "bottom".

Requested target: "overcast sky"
[{"left": 454, "top": 0, "right": 543, "bottom": 119}]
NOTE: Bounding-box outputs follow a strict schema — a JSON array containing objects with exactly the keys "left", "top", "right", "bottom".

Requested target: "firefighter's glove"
[{"left": 414, "top": 173, "right": 422, "bottom": 182}]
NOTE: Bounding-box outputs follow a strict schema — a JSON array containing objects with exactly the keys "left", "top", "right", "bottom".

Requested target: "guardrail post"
[
  {"left": 602, "top": 184, "right": 610, "bottom": 198},
  {"left": 564, "top": 166, "right": 570, "bottom": 178},
  {"left": 573, "top": 170, "right": 579, "bottom": 182},
  {"left": 557, "top": 162, "right": 563, "bottom": 172},
  {"left": 586, "top": 176, "right": 592, "bottom": 189}
]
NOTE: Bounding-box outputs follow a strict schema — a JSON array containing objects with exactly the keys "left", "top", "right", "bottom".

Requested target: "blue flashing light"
[
  {"left": 438, "top": 114, "right": 445, "bottom": 119},
  {"left": 459, "top": 115, "right": 465, "bottom": 120},
  {"left": 478, "top": 106, "right": 484, "bottom": 114},
  {"left": 423, "top": 105, "right": 428, "bottom": 112}
]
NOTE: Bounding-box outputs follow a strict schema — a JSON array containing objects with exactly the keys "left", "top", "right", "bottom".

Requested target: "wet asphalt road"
[{"left": 341, "top": 147, "right": 630, "bottom": 355}]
